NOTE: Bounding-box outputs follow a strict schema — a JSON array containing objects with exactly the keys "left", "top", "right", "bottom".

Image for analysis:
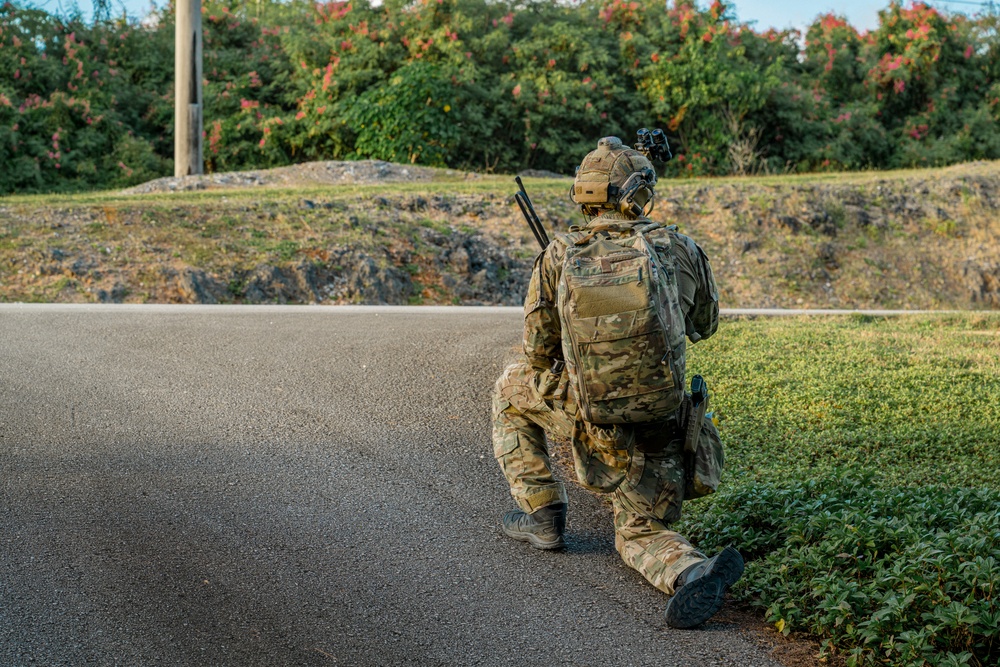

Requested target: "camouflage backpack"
[{"left": 556, "top": 220, "right": 686, "bottom": 425}]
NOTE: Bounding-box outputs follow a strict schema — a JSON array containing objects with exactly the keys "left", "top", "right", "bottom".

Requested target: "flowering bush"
[
  {"left": 0, "top": 0, "right": 998, "bottom": 193},
  {"left": 0, "top": 5, "right": 171, "bottom": 192}
]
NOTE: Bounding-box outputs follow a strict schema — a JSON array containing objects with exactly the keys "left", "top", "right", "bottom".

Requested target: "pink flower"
[
  {"left": 296, "top": 111, "right": 307, "bottom": 120},
  {"left": 512, "top": 84, "right": 521, "bottom": 97}
]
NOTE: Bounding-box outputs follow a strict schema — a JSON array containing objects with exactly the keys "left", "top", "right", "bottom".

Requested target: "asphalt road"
[{"left": 1, "top": 304, "right": 782, "bottom": 667}]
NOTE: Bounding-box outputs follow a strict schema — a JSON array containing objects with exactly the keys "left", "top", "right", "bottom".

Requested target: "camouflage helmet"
[{"left": 572, "top": 136, "right": 657, "bottom": 218}]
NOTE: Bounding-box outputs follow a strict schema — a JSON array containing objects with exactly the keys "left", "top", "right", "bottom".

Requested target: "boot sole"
[
  {"left": 501, "top": 525, "right": 566, "bottom": 551},
  {"left": 664, "top": 547, "right": 744, "bottom": 629}
]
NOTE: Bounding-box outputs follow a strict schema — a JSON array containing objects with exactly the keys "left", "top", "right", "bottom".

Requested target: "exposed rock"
[
  {"left": 818, "top": 243, "right": 838, "bottom": 269},
  {"left": 447, "top": 246, "right": 471, "bottom": 275},
  {"left": 809, "top": 211, "right": 838, "bottom": 237},
  {"left": 95, "top": 282, "right": 128, "bottom": 303},
  {"left": 778, "top": 216, "right": 802, "bottom": 233},
  {"left": 120, "top": 160, "right": 443, "bottom": 195},
  {"left": 178, "top": 268, "right": 230, "bottom": 304},
  {"left": 964, "top": 261, "right": 1000, "bottom": 307},
  {"left": 328, "top": 251, "right": 413, "bottom": 304},
  {"left": 243, "top": 265, "right": 308, "bottom": 304},
  {"left": 70, "top": 256, "right": 98, "bottom": 277}
]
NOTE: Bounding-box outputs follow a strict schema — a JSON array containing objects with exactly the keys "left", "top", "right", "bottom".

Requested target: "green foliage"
[
  {"left": 687, "top": 316, "right": 1000, "bottom": 488},
  {"left": 0, "top": 5, "right": 172, "bottom": 192},
  {"left": 1, "top": 0, "right": 999, "bottom": 193},
  {"left": 347, "top": 61, "right": 462, "bottom": 165},
  {"left": 678, "top": 314, "right": 1000, "bottom": 666},
  {"left": 684, "top": 479, "right": 1000, "bottom": 666}
]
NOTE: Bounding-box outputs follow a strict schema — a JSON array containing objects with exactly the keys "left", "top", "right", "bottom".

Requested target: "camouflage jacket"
[{"left": 523, "top": 212, "right": 719, "bottom": 374}]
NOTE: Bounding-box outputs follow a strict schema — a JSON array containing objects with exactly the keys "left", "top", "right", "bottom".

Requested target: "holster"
[{"left": 682, "top": 375, "right": 709, "bottom": 455}]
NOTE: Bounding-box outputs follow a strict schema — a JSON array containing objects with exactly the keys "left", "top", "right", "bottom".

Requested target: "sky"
[{"left": 22, "top": 0, "right": 990, "bottom": 32}]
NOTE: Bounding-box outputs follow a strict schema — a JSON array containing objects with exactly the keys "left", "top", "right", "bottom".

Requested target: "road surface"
[{"left": 0, "top": 305, "right": 794, "bottom": 666}]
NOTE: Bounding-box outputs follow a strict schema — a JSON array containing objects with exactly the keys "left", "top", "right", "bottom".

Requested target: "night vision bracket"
[{"left": 635, "top": 128, "right": 673, "bottom": 163}]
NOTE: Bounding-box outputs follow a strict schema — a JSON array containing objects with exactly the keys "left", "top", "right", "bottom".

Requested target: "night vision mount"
[{"left": 635, "top": 127, "right": 672, "bottom": 163}]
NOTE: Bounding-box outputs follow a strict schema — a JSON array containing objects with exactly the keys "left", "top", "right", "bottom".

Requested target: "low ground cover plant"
[
  {"left": 688, "top": 479, "right": 999, "bottom": 666},
  {"left": 680, "top": 314, "right": 1000, "bottom": 666}
]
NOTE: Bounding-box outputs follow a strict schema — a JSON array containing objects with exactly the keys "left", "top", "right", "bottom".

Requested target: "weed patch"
[
  {"left": 685, "top": 479, "right": 1000, "bottom": 667},
  {"left": 680, "top": 314, "right": 1000, "bottom": 665}
]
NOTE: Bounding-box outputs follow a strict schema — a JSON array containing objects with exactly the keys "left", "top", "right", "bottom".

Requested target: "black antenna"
[{"left": 514, "top": 176, "right": 550, "bottom": 250}]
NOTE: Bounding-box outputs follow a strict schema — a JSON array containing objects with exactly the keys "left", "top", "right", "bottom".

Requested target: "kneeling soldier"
[{"left": 492, "top": 135, "right": 742, "bottom": 629}]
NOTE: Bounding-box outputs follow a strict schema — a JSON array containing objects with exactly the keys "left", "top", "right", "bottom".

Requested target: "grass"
[
  {"left": 678, "top": 313, "right": 1000, "bottom": 666},
  {"left": 688, "top": 314, "right": 1000, "bottom": 488}
]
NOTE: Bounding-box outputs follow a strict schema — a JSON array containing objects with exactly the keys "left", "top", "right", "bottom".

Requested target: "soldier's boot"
[
  {"left": 664, "top": 546, "right": 744, "bottom": 629},
  {"left": 501, "top": 503, "right": 566, "bottom": 550}
]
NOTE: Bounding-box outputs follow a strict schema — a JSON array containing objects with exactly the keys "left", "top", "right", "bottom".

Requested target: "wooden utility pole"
[{"left": 174, "top": 0, "right": 204, "bottom": 177}]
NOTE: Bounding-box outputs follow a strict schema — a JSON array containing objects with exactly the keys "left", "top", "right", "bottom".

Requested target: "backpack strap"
[
  {"left": 634, "top": 221, "right": 662, "bottom": 235},
  {"left": 563, "top": 230, "right": 591, "bottom": 247},
  {"left": 571, "top": 221, "right": 646, "bottom": 246}
]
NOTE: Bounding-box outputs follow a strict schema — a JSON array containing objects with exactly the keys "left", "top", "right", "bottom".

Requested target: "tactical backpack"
[{"left": 556, "top": 220, "right": 687, "bottom": 425}]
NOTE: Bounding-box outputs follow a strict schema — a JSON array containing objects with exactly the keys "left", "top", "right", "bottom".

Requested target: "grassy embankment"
[
  {"left": 1, "top": 159, "right": 999, "bottom": 308},
  {"left": 0, "top": 174, "right": 536, "bottom": 304},
  {"left": 678, "top": 313, "right": 1000, "bottom": 667}
]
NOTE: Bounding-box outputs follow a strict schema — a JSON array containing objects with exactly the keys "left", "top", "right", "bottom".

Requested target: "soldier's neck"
[{"left": 588, "top": 211, "right": 643, "bottom": 224}]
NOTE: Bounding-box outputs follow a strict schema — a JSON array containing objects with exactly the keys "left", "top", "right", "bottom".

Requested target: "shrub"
[
  {"left": 682, "top": 477, "right": 1000, "bottom": 666},
  {"left": 1, "top": 0, "right": 998, "bottom": 193}
]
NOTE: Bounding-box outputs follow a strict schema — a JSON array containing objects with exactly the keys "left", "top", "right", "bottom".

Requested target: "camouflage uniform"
[{"left": 492, "top": 211, "right": 720, "bottom": 596}]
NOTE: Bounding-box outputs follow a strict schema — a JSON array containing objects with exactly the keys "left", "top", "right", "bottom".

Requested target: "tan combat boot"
[{"left": 501, "top": 503, "right": 567, "bottom": 550}]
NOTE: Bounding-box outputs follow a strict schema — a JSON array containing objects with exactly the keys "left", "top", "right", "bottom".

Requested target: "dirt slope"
[{"left": 1, "top": 160, "right": 998, "bottom": 309}]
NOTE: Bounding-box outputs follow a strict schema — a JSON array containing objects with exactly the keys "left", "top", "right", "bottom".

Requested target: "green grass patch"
[{"left": 681, "top": 314, "right": 1000, "bottom": 666}]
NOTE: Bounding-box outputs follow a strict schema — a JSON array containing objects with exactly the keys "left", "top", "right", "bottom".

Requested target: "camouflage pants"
[{"left": 492, "top": 359, "right": 706, "bottom": 596}]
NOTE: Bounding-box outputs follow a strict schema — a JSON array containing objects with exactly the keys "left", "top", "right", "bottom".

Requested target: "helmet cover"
[{"left": 572, "top": 137, "right": 657, "bottom": 213}]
